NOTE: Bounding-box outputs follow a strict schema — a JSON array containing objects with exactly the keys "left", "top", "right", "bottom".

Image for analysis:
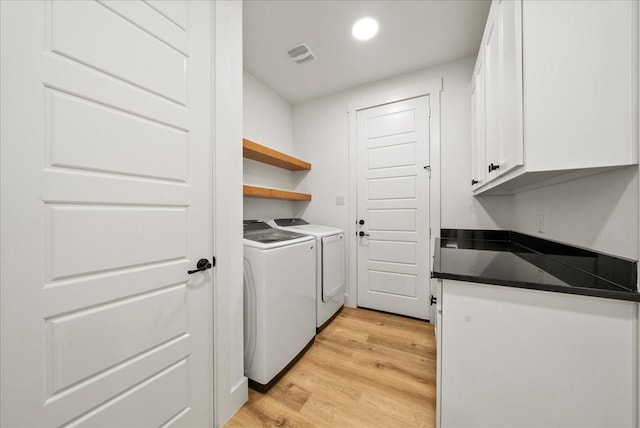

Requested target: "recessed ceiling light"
[{"left": 352, "top": 17, "right": 378, "bottom": 41}]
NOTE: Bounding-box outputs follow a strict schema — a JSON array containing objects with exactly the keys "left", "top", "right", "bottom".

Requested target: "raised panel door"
[
  {"left": 356, "top": 96, "right": 430, "bottom": 320},
  {"left": 0, "top": 1, "right": 214, "bottom": 426}
]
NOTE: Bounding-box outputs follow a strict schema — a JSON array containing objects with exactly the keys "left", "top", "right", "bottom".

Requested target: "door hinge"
[
  {"left": 428, "top": 106, "right": 431, "bottom": 118},
  {"left": 429, "top": 227, "right": 431, "bottom": 238}
]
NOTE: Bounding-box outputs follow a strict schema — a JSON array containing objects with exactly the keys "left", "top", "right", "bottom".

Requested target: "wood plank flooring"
[{"left": 225, "top": 307, "right": 436, "bottom": 427}]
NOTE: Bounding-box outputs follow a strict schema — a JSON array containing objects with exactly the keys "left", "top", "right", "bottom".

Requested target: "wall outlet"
[
  {"left": 336, "top": 196, "right": 345, "bottom": 205},
  {"left": 538, "top": 214, "right": 545, "bottom": 234}
]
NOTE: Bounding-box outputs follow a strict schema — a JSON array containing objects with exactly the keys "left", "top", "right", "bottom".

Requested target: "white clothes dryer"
[
  {"left": 268, "top": 218, "right": 345, "bottom": 330},
  {"left": 243, "top": 220, "right": 316, "bottom": 391}
]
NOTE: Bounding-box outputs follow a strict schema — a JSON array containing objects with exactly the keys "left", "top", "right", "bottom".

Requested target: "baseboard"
[{"left": 216, "top": 376, "right": 248, "bottom": 427}]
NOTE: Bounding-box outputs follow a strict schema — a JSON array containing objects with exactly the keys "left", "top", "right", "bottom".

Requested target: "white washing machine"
[
  {"left": 268, "top": 218, "right": 345, "bottom": 330},
  {"left": 243, "top": 220, "right": 316, "bottom": 391}
]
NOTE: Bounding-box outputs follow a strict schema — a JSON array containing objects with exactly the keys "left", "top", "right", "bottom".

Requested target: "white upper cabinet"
[
  {"left": 470, "top": 56, "right": 487, "bottom": 188},
  {"left": 472, "top": 0, "right": 638, "bottom": 195},
  {"left": 483, "top": 4, "right": 503, "bottom": 182},
  {"left": 497, "top": 0, "right": 524, "bottom": 176},
  {"left": 472, "top": 0, "right": 524, "bottom": 188}
]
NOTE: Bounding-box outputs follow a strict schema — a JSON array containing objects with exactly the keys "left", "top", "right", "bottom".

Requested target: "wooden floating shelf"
[
  {"left": 243, "top": 138, "right": 311, "bottom": 171},
  {"left": 243, "top": 185, "right": 311, "bottom": 201}
]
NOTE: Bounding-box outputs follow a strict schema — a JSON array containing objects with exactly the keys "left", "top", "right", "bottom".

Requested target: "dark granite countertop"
[{"left": 432, "top": 230, "right": 640, "bottom": 302}]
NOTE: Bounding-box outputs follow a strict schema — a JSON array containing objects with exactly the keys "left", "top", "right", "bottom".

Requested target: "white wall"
[
  {"left": 511, "top": 167, "right": 638, "bottom": 259},
  {"left": 292, "top": 95, "right": 350, "bottom": 225},
  {"left": 293, "top": 56, "right": 513, "bottom": 306},
  {"left": 294, "top": 56, "right": 511, "bottom": 231},
  {"left": 293, "top": 54, "right": 639, "bottom": 265},
  {"left": 243, "top": 71, "right": 302, "bottom": 221},
  {"left": 243, "top": 71, "right": 294, "bottom": 152}
]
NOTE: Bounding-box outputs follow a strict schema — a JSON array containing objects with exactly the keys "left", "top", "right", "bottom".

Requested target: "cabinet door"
[
  {"left": 434, "top": 279, "right": 443, "bottom": 428},
  {"left": 483, "top": 0, "right": 524, "bottom": 183},
  {"left": 483, "top": 3, "right": 501, "bottom": 182},
  {"left": 483, "top": 2, "right": 500, "bottom": 181},
  {"left": 523, "top": 0, "right": 637, "bottom": 170},
  {"left": 470, "top": 56, "right": 487, "bottom": 188},
  {"left": 439, "top": 280, "right": 635, "bottom": 428},
  {"left": 497, "top": 0, "right": 523, "bottom": 174}
]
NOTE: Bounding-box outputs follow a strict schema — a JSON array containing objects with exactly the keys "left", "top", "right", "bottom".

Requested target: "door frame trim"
[
  {"left": 346, "top": 78, "right": 443, "bottom": 312},
  {"left": 212, "top": 1, "right": 247, "bottom": 426}
]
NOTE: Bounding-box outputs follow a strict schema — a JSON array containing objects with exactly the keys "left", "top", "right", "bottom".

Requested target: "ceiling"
[{"left": 243, "top": 0, "right": 491, "bottom": 105}]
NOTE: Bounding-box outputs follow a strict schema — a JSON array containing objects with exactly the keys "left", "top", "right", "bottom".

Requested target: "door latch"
[{"left": 188, "top": 257, "right": 215, "bottom": 274}]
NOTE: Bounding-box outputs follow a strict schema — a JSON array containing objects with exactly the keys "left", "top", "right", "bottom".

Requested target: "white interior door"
[
  {"left": 356, "top": 96, "right": 430, "bottom": 320},
  {"left": 1, "top": 1, "right": 214, "bottom": 426}
]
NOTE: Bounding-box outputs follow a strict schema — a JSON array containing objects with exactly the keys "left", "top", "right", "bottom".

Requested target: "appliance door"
[{"left": 322, "top": 233, "right": 345, "bottom": 302}]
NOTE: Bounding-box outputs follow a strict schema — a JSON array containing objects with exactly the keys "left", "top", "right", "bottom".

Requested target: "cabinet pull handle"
[
  {"left": 471, "top": 179, "right": 479, "bottom": 185},
  {"left": 488, "top": 163, "right": 501, "bottom": 173}
]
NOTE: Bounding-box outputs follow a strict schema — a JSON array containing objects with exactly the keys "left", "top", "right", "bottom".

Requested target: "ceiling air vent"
[{"left": 285, "top": 43, "right": 316, "bottom": 64}]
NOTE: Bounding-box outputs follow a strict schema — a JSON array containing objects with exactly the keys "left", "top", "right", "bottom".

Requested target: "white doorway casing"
[
  {"left": 347, "top": 79, "right": 443, "bottom": 320},
  {"left": 212, "top": 1, "right": 248, "bottom": 426}
]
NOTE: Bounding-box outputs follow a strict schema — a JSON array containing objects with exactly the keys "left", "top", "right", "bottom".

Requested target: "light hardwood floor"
[{"left": 225, "top": 307, "right": 436, "bottom": 427}]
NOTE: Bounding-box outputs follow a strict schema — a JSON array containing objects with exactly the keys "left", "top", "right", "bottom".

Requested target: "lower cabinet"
[{"left": 437, "top": 279, "right": 637, "bottom": 428}]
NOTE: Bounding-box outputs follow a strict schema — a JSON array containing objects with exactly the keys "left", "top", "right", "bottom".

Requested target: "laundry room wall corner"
[
  {"left": 294, "top": 58, "right": 479, "bottom": 310},
  {"left": 243, "top": 71, "right": 297, "bottom": 221}
]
